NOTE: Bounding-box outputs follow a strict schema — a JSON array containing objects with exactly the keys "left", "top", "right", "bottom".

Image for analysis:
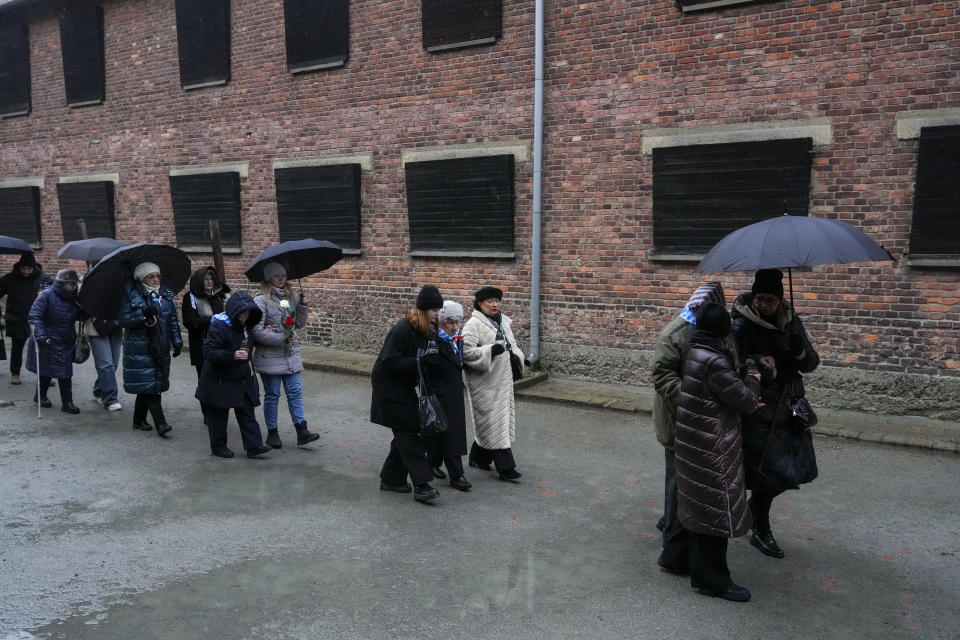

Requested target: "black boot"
[
  {"left": 61, "top": 402, "right": 80, "bottom": 414},
  {"left": 132, "top": 420, "right": 153, "bottom": 431},
  {"left": 155, "top": 422, "right": 172, "bottom": 437},
  {"left": 33, "top": 393, "right": 52, "bottom": 409},
  {"left": 294, "top": 421, "right": 319, "bottom": 446},
  {"left": 265, "top": 429, "right": 282, "bottom": 449}
]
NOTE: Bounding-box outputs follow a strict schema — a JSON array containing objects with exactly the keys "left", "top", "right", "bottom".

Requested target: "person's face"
[
  {"left": 269, "top": 272, "right": 286, "bottom": 288},
  {"left": 203, "top": 273, "right": 215, "bottom": 290},
  {"left": 440, "top": 317, "right": 459, "bottom": 335},
  {"left": 752, "top": 293, "right": 780, "bottom": 316},
  {"left": 19, "top": 265, "right": 34, "bottom": 278},
  {"left": 479, "top": 297, "right": 501, "bottom": 316},
  {"left": 237, "top": 310, "right": 249, "bottom": 324},
  {"left": 143, "top": 272, "right": 161, "bottom": 286},
  {"left": 427, "top": 309, "right": 440, "bottom": 326},
  {"left": 61, "top": 281, "right": 78, "bottom": 294}
]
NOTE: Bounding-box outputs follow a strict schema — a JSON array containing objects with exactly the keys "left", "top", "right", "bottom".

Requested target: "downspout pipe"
[{"left": 528, "top": 0, "right": 544, "bottom": 366}]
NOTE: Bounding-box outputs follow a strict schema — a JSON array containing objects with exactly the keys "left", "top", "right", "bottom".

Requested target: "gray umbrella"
[
  {"left": 0, "top": 234, "right": 32, "bottom": 255},
  {"left": 58, "top": 237, "right": 131, "bottom": 263}
]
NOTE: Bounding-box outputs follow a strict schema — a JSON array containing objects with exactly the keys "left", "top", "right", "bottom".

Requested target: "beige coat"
[{"left": 461, "top": 310, "right": 524, "bottom": 450}]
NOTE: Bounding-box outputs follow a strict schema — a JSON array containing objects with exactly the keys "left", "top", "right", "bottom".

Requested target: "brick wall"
[{"left": 1, "top": 1, "right": 959, "bottom": 408}]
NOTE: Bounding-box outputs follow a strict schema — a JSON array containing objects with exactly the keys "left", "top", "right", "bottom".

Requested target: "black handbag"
[
  {"left": 416, "top": 350, "right": 448, "bottom": 436},
  {"left": 508, "top": 351, "right": 523, "bottom": 381},
  {"left": 73, "top": 322, "right": 91, "bottom": 365},
  {"left": 788, "top": 396, "right": 817, "bottom": 433}
]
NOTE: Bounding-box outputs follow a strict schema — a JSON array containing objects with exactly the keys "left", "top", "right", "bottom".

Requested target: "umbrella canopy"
[
  {"left": 0, "top": 234, "right": 32, "bottom": 255},
  {"left": 244, "top": 239, "right": 343, "bottom": 282},
  {"left": 79, "top": 243, "right": 191, "bottom": 319},
  {"left": 58, "top": 237, "right": 131, "bottom": 263},
  {"left": 695, "top": 214, "right": 894, "bottom": 274}
]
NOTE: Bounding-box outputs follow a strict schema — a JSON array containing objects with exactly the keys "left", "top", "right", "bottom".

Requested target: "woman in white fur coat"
[{"left": 462, "top": 286, "right": 524, "bottom": 482}]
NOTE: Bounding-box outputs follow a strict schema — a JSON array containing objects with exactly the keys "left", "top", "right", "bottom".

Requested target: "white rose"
[{"left": 279, "top": 300, "right": 290, "bottom": 309}]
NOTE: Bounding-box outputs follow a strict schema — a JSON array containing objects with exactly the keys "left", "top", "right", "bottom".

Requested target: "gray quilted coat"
[{"left": 250, "top": 289, "right": 308, "bottom": 375}]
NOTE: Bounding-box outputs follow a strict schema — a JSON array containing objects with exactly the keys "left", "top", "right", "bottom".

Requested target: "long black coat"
[
  {"left": 195, "top": 291, "right": 262, "bottom": 409},
  {"left": 731, "top": 292, "right": 820, "bottom": 492},
  {"left": 370, "top": 319, "right": 426, "bottom": 433},
  {"left": 181, "top": 267, "right": 229, "bottom": 367},
  {"left": 25, "top": 282, "right": 82, "bottom": 379},
  {"left": 0, "top": 266, "right": 51, "bottom": 340},
  {"left": 424, "top": 337, "right": 467, "bottom": 457}
]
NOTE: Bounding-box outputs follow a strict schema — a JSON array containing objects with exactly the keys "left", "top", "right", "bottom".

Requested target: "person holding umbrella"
[
  {"left": 731, "top": 268, "right": 820, "bottom": 559},
  {"left": 250, "top": 262, "right": 319, "bottom": 448},
  {"left": 25, "top": 269, "right": 82, "bottom": 413},
  {"left": 118, "top": 262, "right": 183, "bottom": 436},
  {"left": 0, "top": 253, "right": 51, "bottom": 386},
  {"left": 182, "top": 267, "right": 230, "bottom": 423}
]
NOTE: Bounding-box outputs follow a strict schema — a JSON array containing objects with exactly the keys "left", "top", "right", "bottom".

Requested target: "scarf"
[
  {"left": 271, "top": 286, "right": 288, "bottom": 300},
  {"left": 190, "top": 293, "right": 214, "bottom": 319},
  {"left": 438, "top": 327, "right": 463, "bottom": 356},
  {"left": 143, "top": 283, "right": 161, "bottom": 295},
  {"left": 680, "top": 282, "right": 725, "bottom": 324}
]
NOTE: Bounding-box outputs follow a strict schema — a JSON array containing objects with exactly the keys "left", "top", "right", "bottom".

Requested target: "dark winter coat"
[
  {"left": 195, "top": 291, "right": 262, "bottom": 409},
  {"left": 119, "top": 281, "right": 183, "bottom": 395},
  {"left": 731, "top": 292, "right": 820, "bottom": 492},
  {"left": 370, "top": 318, "right": 427, "bottom": 433},
  {"left": 424, "top": 336, "right": 467, "bottom": 458},
  {"left": 25, "top": 282, "right": 82, "bottom": 379},
  {"left": 181, "top": 267, "right": 229, "bottom": 367},
  {"left": 675, "top": 332, "right": 761, "bottom": 538},
  {"left": 651, "top": 315, "right": 694, "bottom": 447},
  {"left": 0, "top": 266, "right": 51, "bottom": 339}
]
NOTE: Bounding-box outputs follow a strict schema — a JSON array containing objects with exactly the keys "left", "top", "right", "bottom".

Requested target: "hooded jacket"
[
  {"left": 181, "top": 267, "right": 230, "bottom": 367},
  {"left": 119, "top": 281, "right": 183, "bottom": 394},
  {"left": 25, "top": 281, "right": 81, "bottom": 379},
  {"left": 195, "top": 290, "right": 262, "bottom": 409},
  {"left": 0, "top": 258, "right": 52, "bottom": 340}
]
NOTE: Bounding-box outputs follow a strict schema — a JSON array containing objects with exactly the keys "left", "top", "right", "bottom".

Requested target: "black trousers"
[
  {"left": 427, "top": 436, "right": 465, "bottom": 478},
  {"left": 10, "top": 336, "right": 26, "bottom": 375},
  {"left": 469, "top": 441, "right": 516, "bottom": 473},
  {"left": 206, "top": 405, "right": 264, "bottom": 451},
  {"left": 688, "top": 532, "right": 732, "bottom": 593},
  {"left": 133, "top": 393, "right": 166, "bottom": 425},
  {"left": 38, "top": 376, "right": 72, "bottom": 404},
  {"left": 749, "top": 489, "right": 785, "bottom": 534},
  {"left": 381, "top": 430, "right": 434, "bottom": 486},
  {"left": 658, "top": 447, "right": 690, "bottom": 572},
  {"left": 194, "top": 365, "right": 208, "bottom": 417}
]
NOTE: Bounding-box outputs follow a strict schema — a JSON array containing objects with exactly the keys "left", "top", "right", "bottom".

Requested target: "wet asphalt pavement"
[{"left": 1, "top": 358, "right": 958, "bottom": 639}]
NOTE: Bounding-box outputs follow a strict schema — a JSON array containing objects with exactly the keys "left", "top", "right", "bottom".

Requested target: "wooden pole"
[{"left": 209, "top": 220, "right": 227, "bottom": 285}]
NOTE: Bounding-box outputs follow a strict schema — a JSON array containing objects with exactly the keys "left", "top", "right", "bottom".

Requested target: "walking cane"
[{"left": 31, "top": 324, "right": 40, "bottom": 419}]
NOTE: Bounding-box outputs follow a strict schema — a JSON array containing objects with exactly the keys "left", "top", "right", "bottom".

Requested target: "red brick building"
[{"left": 1, "top": 0, "right": 958, "bottom": 418}]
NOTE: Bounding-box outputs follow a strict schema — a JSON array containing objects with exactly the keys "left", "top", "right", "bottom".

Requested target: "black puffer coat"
[
  {"left": 195, "top": 291, "right": 262, "bottom": 409},
  {"left": 731, "top": 292, "right": 820, "bottom": 492},
  {"left": 675, "top": 332, "right": 761, "bottom": 538},
  {"left": 0, "top": 262, "right": 51, "bottom": 340},
  {"left": 181, "top": 267, "right": 229, "bottom": 367},
  {"left": 119, "top": 282, "right": 183, "bottom": 395},
  {"left": 370, "top": 318, "right": 427, "bottom": 433}
]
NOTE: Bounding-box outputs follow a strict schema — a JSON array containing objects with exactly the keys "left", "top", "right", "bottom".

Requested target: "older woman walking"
[
  {"left": 26, "top": 269, "right": 82, "bottom": 413},
  {"left": 250, "top": 262, "right": 319, "bottom": 449},
  {"left": 119, "top": 262, "right": 183, "bottom": 436},
  {"left": 462, "top": 286, "right": 524, "bottom": 482}
]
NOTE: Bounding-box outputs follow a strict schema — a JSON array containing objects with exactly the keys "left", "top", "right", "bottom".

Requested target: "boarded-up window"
[
  {"left": 909, "top": 125, "right": 960, "bottom": 257},
  {"left": 422, "top": 0, "right": 501, "bottom": 52},
  {"left": 60, "top": 6, "right": 105, "bottom": 106},
  {"left": 170, "top": 172, "right": 242, "bottom": 249},
  {"left": 275, "top": 164, "right": 361, "bottom": 249},
  {"left": 405, "top": 155, "right": 515, "bottom": 253},
  {"left": 678, "top": 0, "right": 777, "bottom": 11},
  {"left": 0, "top": 187, "right": 41, "bottom": 246},
  {"left": 0, "top": 25, "right": 31, "bottom": 117},
  {"left": 57, "top": 181, "right": 116, "bottom": 242},
  {"left": 174, "top": 0, "right": 231, "bottom": 89},
  {"left": 283, "top": 0, "right": 349, "bottom": 72},
  {"left": 652, "top": 138, "right": 813, "bottom": 254}
]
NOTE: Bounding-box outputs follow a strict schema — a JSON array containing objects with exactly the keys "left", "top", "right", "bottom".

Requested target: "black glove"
[
  {"left": 172, "top": 345, "right": 182, "bottom": 358},
  {"left": 490, "top": 343, "right": 506, "bottom": 357},
  {"left": 92, "top": 318, "right": 118, "bottom": 335},
  {"left": 142, "top": 306, "right": 156, "bottom": 322},
  {"left": 744, "top": 357, "right": 759, "bottom": 372}
]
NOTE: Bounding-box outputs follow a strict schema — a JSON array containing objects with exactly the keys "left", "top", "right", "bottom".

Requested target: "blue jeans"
[
  {"left": 260, "top": 372, "right": 306, "bottom": 429},
  {"left": 90, "top": 331, "right": 122, "bottom": 404}
]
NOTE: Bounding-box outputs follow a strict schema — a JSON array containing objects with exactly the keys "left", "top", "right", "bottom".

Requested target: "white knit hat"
[
  {"left": 438, "top": 300, "right": 464, "bottom": 323},
  {"left": 133, "top": 262, "right": 161, "bottom": 282}
]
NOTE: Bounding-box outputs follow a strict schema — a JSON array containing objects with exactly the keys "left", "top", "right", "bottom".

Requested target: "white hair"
[{"left": 438, "top": 300, "right": 464, "bottom": 322}]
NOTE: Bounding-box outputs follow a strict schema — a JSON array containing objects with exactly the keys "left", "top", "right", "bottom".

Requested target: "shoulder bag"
[
  {"left": 73, "top": 321, "right": 91, "bottom": 365},
  {"left": 416, "top": 349, "right": 449, "bottom": 436}
]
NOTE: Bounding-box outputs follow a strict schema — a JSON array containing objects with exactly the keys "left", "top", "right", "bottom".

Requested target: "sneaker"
[
  {"left": 93, "top": 396, "right": 104, "bottom": 405},
  {"left": 107, "top": 402, "right": 122, "bottom": 411}
]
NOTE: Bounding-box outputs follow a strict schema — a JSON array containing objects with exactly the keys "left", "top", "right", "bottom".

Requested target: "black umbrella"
[
  {"left": 0, "top": 234, "right": 32, "bottom": 255},
  {"left": 79, "top": 243, "right": 192, "bottom": 320},
  {"left": 695, "top": 214, "right": 895, "bottom": 306},
  {"left": 244, "top": 239, "right": 342, "bottom": 286},
  {"left": 58, "top": 237, "right": 131, "bottom": 263}
]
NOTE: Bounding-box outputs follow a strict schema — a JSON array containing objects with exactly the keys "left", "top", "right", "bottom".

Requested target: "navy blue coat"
[
  {"left": 195, "top": 291, "right": 262, "bottom": 409},
  {"left": 119, "top": 282, "right": 183, "bottom": 394},
  {"left": 25, "top": 282, "right": 81, "bottom": 379}
]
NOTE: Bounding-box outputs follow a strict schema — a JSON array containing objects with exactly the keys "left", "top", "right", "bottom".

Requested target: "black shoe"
[
  {"left": 34, "top": 394, "right": 52, "bottom": 408},
  {"left": 750, "top": 531, "right": 785, "bottom": 559},
  {"left": 449, "top": 476, "right": 472, "bottom": 492},
  {"left": 380, "top": 481, "right": 413, "bottom": 493},
  {"left": 431, "top": 466, "right": 447, "bottom": 480},
  {"left": 61, "top": 402, "right": 80, "bottom": 414},
  {"left": 246, "top": 444, "right": 272, "bottom": 458},
  {"left": 265, "top": 430, "right": 282, "bottom": 449},
  {"left": 294, "top": 421, "right": 319, "bottom": 446},
  {"left": 132, "top": 420, "right": 153, "bottom": 431},
  {"left": 657, "top": 557, "right": 689, "bottom": 576},
  {"left": 211, "top": 446, "right": 234, "bottom": 458},
  {"left": 498, "top": 468, "right": 522, "bottom": 482},
  {"left": 413, "top": 484, "right": 440, "bottom": 503},
  {"left": 155, "top": 422, "right": 172, "bottom": 437},
  {"left": 468, "top": 457, "right": 492, "bottom": 471},
  {"left": 697, "top": 583, "right": 751, "bottom": 602}
]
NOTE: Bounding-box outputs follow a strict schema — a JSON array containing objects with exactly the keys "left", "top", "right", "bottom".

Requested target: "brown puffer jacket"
[{"left": 675, "top": 338, "right": 761, "bottom": 538}]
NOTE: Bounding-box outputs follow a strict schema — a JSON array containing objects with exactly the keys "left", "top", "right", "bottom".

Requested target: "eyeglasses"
[{"left": 753, "top": 294, "right": 779, "bottom": 306}]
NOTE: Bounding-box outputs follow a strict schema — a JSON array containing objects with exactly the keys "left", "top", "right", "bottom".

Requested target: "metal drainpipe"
[{"left": 528, "top": 0, "right": 544, "bottom": 366}]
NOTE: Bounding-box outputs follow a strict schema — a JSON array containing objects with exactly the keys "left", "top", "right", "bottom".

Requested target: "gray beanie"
[
  {"left": 262, "top": 262, "right": 286, "bottom": 281},
  {"left": 55, "top": 269, "right": 80, "bottom": 284}
]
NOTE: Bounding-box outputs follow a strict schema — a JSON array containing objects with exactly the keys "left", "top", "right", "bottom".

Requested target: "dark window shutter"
[
  {"left": 0, "top": 186, "right": 41, "bottom": 245},
  {"left": 422, "top": 0, "right": 502, "bottom": 52},
  {"left": 652, "top": 138, "right": 813, "bottom": 254},
  {"left": 57, "top": 181, "right": 116, "bottom": 242},
  {"left": 909, "top": 125, "right": 960, "bottom": 257},
  {"left": 275, "top": 164, "right": 361, "bottom": 249},
  {"left": 678, "top": 0, "right": 778, "bottom": 10},
  {"left": 0, "top": 24, "right": 31, "bottom": 116},
  {"left": 174, "top": 0, "right": 231, "bottom": 88},
  {"left": 405, "top": 155, "right": 515, "bottom": 253},
  {"left": 59, "top": 6, "right": 105, "bottom": 106},
  {"left": 283, "top": 0, "right": 349, "bottom": 72},
  {"left": 170, "top": 172, "right": 242, "bottom": 249}
]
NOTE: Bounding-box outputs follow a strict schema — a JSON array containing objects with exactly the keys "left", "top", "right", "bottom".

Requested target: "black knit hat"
[
  {"left": 55, "top": 268, "right": 80, "bottom": 284},
  {"left": 474, "top": 286, "right": 503, "bottom": 303},
  {"left": 14, "top": 252, "right": 36, "bottom": 269},
  {"left": 752, "top": 268, "right": 784, "bottom": 299},
  {"left": 696, "top": 302, "right": 731, "bottom": 338},
  {"left": 416, "top": 285, "right": 444, "bottom": 310}
]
